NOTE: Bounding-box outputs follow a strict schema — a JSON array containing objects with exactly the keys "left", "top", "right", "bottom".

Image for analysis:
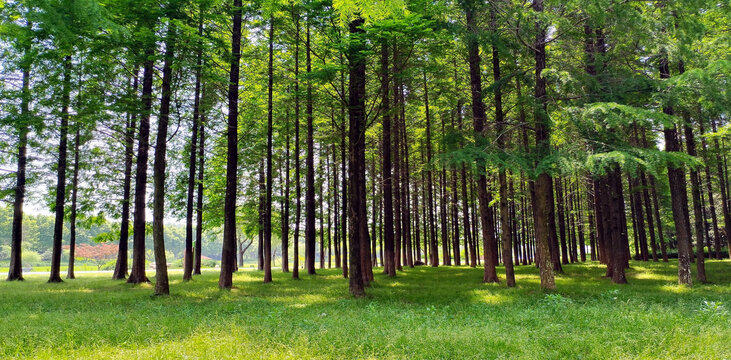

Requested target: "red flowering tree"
[{"left": 64, "top": 243, "right": 119, "bottom": 270}]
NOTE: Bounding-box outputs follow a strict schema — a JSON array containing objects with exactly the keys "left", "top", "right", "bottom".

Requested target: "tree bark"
[
  {"left": 128, "top": 47, "right": 154, "bottom": 285},
  {"left": 219, "top": 0, "right": 243, "bottom": 289},
  {"left": 151, "top": 18, "right": 177, "bottom": 296},
  {"left": 194, "top": 94, "right": 206, "bottom": 275},
  {"left": 113, "top": 72, "right": 137, "bottom": 280},
  {"left": 347, "top": 17, "right": 366, "bottom": 296},
  {"left": 67, "top": 123, "right": 81, "bottom": 279},
  {"left": 263, "top": 15, "right": 275, "bottom": 283},
  {"left": 184, "top": 16, "right": 204, "bottom": 282},
  {"left": 7, "top": 22, "right": 32, "bottom": 282},
  {"left": 305, "top": 16, "right": 317, "bottom": 276},
  {"left": 49, "top": 55, "right": 71, "bottom": 284},
  {"left": 530, "top": 0, "right": 555, "bottom": 289},
  {"left": 491, "top": 8, "right": 514, "bottom": 285},
  {"left": 684, "top": 119, "right": 707, "bottom": 282},
  {"left": 380, "top": 43, "right": 396, "bottom": 276},
  {"left": 659, "top": 55, "right": 692, "bottom": 286}
]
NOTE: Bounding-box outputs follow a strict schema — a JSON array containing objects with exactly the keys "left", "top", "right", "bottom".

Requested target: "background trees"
[{"left": 0, "top": 0, "right": 728, "bottom": 295}]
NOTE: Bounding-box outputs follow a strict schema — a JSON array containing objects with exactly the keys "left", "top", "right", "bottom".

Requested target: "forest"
[
  {"left": 1, "top": 0, "right": 730, "bottom": 300},
  {"left": 2, "top": 0, "right": 730, "bottom": 358}
]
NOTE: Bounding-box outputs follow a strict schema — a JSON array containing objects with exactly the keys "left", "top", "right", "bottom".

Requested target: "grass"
[{"left": 1, "top": 260, "right": 729, "bottom": 359}]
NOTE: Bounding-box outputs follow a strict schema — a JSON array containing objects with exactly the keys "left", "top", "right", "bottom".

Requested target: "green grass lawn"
[{"left": 1, "top": 260, "right": 729, "bottom": 359}]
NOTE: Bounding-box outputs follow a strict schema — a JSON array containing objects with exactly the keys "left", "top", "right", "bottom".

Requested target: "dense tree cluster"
[{"left": 1, "top": 0, "right": 729, "bottom": 295}]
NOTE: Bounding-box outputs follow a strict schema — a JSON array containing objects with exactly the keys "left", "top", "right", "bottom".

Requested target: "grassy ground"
[{"left": 1, "top": 260, "right": 729, "bottom": 359}]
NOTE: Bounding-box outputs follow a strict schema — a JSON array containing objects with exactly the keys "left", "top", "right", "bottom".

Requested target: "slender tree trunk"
[
  {"left": 711, "top": 119, "right": 731, "bottom": 260},
  {"left": 491, "top": 9, "right": 514, "bottom": 285},
  {"left": 699, "top": 120, "right": 721, "bottom": 259},
  {"left": 530, "top": 0, "right": 555, "bottom": 289},
  {"left": 7, "top": 23, "right": 32, "bottom": 282},
  {"left": 49, "top": 55, "right": 72, "bottom": 284},
  {"left": 556, "top": 178, "right": 569, "bottom": 264},
  {"left": 113, "top": 73, "right": 137, "bottom": 280},
  {"left": 347, "top": 17, "right": 366, "bottom": 296},
  {"left": 184, "top": 20, "right": 203, "bottom": 281},
  {"left": 128, "top": 47, "right": 154, "bottom": 285},
  {"left": 380, "top": 43, "right": 395, "bottom": 276},
  {"left": 684, "top": 119, "right": 707, "bottom": 282},
  {"left": 263, "top": 15, "right": 275, "bottom": 283},
  {"left": 194, "top": 109, "right": 205, "bottom": 275},
  {"left": 282, "top": 109, "right": 292, "bottom": 273},
  {"left": 219, "top": 0, "right": 243, "bottom": 289},
  {"left": 423, "top": 71, "right": 439, "bottom": 267},
  {"left": 66, "top": 123, "right": 81, "bottom": 279},
  {"left": 340, "top": 53, "right": 348, "bottom": 279},
  {"left": 305, "top": 17, "right": 317, "bottom": 276},
  {"left": 659, "top": 55, "right": 692, "bottom": 286},
  {"left": 292, "top": 11, "right": 302, "bottom": 279},
  {"left": 151, "top": 18, "right": 178, "bottom": 296}
]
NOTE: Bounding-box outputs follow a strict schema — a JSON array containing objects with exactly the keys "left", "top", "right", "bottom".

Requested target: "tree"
[{"left": 219, "top": 0, "right": 243, "bottom": 290}]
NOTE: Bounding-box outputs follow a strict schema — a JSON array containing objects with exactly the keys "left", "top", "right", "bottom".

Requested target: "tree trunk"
[
  {"left": 219, "top": 0, "right": 243, "bottom": 289},
  {"left": 347, "top": 17, "right": 366, "bottom": 296},
  {"left": 684, "top": 120, "right": 707, "bottom": 282},
  {"left": 699, "top": 120, "right": 721, "bottom": 259},
  {"left": 423, "top": 71, "right": 439, "bottom": 267},
  {"left": 128, "top": 47, "right": 154, "bottom": 285},
  {"left": 491, "top": 9, "right": 514, "bottom": 285},
  {"left": 184, "top": 17, "right": 204, "bottom": 282},
  {"left": 113, "top": 73, "right": 137, "bottom": 280},
  {"left": 7, "top": 22, "right": 31, "bottom": 282},
  {"left": 49, "top": 55, "right": 71, "bottom": 284},
  {"left": 194, "top": 94, "right": 206, "bottom": 275},
  {"left": 380, "top": 43, "right": 396, "bottom": 276},
  {"left": 530, "top": 0, "right": 555, "bottom": 289},
  {"left": 263, "top": 15, "right": 275, "bottom": 283},
  {"left": 659, "top": 56, "right": 693, "bottom": 286},
  {"left": 282, "top": 107, "right": 292, "bottom": 273},
  {"left": 305, "top": 17, "right": 317, "bottom": 276},
  {"left": 67, "top": 123, "right": 81, "bottom": 279},
  {"left": 292, "top": 10, "right": 301, "bottom": 280},
  {"left": 151, "top": 19, "right": 177, "bottom": 296}
]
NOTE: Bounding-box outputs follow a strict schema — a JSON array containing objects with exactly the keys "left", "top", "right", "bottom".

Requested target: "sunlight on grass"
[{"left": 0, "top": 260, "right": 728, "bottom": 359}]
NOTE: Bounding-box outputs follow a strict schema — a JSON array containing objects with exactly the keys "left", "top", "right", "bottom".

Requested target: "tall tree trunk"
[
  {"left": 128, "top": 46, "right": 154, "bottom": 285},
  {"left": 184, "top": 16, "right": 204, "bottom": 281},
  {"left": 292, "top": 10, "right": 301, "bottom": 280},
  {"left": 423, "top": 71, "right": 439, "bottom": 267},
  {"left": 263, "top": 15, "right": 275, "bottom": 283},
  {"left": 556, "top": 178, "right": 569, "bottom": 264},
  {"left": 49, "top": 55, "right": 71, "bottom": 284},
  {"left": 659, "top": 55, "right": 692, "bottom": 286},
  {"left": 219, "top": 0, "right": 243, "bottom": 289},
  {"left": 305, "top": 17, "right": 317, "bottom": 275},
  {"left": 194, "top": 108, "right": 205, "bottom": 275},
  {"left": 530, "top": 0, "right": 555, "bottom": 289},
  {"left": 491, "top": 8, "right": 514, "bottom": 285},
  {"left": 282, "top": 108, "right": 292, "bottom": 273},
  {"left": 340, "top": 51, "right": 349, "bottom": 279},
  {"left": 151, "top": 19, "right": 177, "bottom": 296},
  {"left": 392, "top": 44, "right": 403, "bottom": 271},
  {"left": 67, "top": 123, "right": 81, "bottom": 279},
  {"left": 699, "top": 120, "right": 721, "bottom": 259},
  {"left": 711, "top": 119, "right": 731, "bottom": 260},
  {"left": 7, "top": 22, "right": 32, "bottom": 282},
  {"left": 347, "top": 17, "right": 366, "bottom": 296},
  {"left": 380, "top": 43, "right": 395, "bottom": 276},
  {"left": 114, "top": 72, "right": 138, "bottom": 281},
  {"left": 333, "top": 144, "right": 341, "bottom": 268},
  {"left": 684, "top": 119, "right": 707, "bottom": 283}
]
